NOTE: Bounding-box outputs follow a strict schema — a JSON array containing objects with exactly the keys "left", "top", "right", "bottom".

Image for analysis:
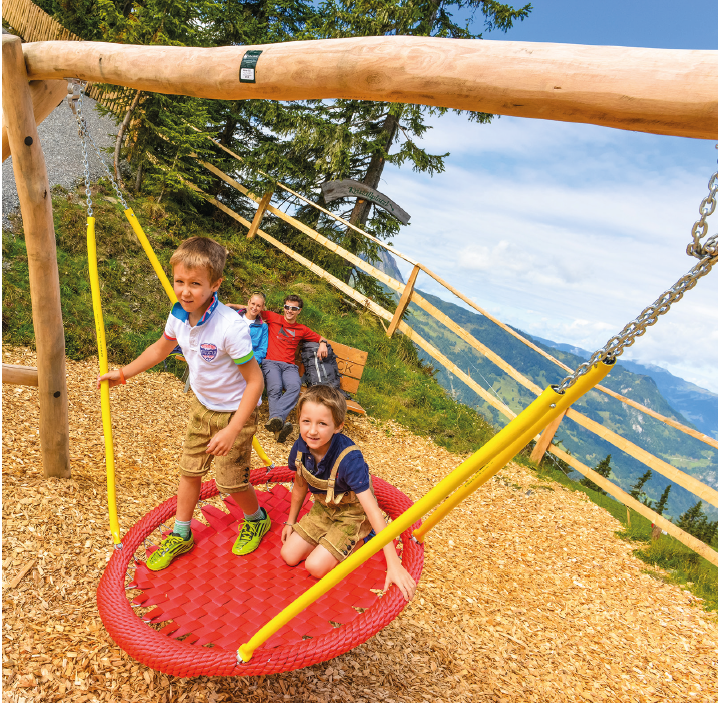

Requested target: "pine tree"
[
  {"left": 580, "top": 454, "right": 612, "bottom": 495},
  {"left": 629, "top": 470, "right": 653, "bottom": 503},
  {"left": 285, "top": 0, "right": 532, "bottom": 284},
  {"left": 653, "top": 485, "right": 672, "bottom": 517},
  {"left": 676, "top": 502, "right": 718, "bottom": 546}
]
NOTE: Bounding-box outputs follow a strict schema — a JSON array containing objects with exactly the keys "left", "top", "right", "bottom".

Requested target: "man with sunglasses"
[{"left": 259, "top": 295, "right": 328, "bottom": 443}]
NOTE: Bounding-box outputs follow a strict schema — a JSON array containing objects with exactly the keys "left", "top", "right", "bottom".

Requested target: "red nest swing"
[{"left": 97, "top": 466, "right": 424, "bottom": 677}]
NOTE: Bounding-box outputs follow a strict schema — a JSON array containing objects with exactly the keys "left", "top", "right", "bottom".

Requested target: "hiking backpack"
[{"left": 299, "top": 341, "right": 350, "bottom": 397}]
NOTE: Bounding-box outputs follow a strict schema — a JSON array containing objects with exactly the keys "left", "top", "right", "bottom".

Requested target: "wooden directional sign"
[{"left": 321, "top": 180, "right": 411, "bottom": 225}]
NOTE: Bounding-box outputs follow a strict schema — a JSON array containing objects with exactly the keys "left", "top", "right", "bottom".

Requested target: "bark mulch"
[{"left": 2, "top": 346, "right": 717, "bottom": 703}]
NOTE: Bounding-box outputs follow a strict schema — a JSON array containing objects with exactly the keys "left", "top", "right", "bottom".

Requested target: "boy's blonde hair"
[
  {"left": 170, "top": 237, "right": 227, "bottom": 283},
  {"left": 298, "top": 385, "right": 347, "bottom": 428}
]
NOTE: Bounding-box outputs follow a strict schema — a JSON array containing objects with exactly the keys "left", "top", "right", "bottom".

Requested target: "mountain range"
[
  {"left": 530, "top": 337, "right": 718, "bottom": 441},
  {"left": 376, "top": 279, "right": 718, "bottom": 520}
]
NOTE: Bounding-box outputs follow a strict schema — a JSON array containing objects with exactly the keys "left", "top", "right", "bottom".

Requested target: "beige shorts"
[
  {"left": 179, "top": 396, "right": 257, "bottom": 493},
  {"left": 293, "top": 498, "right": 372, "bottom": 563}
]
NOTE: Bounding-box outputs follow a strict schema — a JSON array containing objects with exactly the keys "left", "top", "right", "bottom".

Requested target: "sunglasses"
[{"left": 284, "top": 304, "right": 301, "bottom": 312}]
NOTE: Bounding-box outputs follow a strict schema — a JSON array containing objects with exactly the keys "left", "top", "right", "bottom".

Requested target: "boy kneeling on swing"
[
  {"left": 281, "top": 385, "right": 416, "bottom": 600},
  {"left": 98, "top": 237, "right": 270, "bottom": 570}
]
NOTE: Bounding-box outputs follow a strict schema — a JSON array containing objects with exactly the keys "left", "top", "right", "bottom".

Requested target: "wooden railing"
[{"left": 184, "top": 148, "right": 718, "bottom": 564}]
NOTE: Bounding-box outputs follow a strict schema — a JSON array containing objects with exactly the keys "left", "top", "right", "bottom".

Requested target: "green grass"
[
  {"left": 3, "top": 179, "right": 716, "bottom": 611},
  {"left": 2, "top": 181, "right": 496, "bottom": 458}
]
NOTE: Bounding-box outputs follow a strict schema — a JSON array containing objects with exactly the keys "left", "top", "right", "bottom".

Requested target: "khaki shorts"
[
  {"left": 179, "top": 396, "right": 257, "bottom": 493},
  {"left": 293, "top": 498, "right": 372, "bottom": 563}
]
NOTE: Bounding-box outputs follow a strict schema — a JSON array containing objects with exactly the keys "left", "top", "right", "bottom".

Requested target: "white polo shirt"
[{"left": 164, "top": 294, "right": 258, "bottom": 411}]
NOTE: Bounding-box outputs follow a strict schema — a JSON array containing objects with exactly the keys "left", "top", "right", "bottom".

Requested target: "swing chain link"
[
  {"left": 556, "top": 170, "right": 718, "bottom": 394},
  {"left": 67, "top": 79, "right": 130, "bottom": 212},
  {"left": 687, "top": 171, "right": 718, "bottom": 260},
  {"left": 67, "top": 80, "right": 94, "bottom": 217}
]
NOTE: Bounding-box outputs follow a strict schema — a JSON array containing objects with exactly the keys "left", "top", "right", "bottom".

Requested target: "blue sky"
[{"left": 377, "top": 0, "right": 718, "bottom": 391}]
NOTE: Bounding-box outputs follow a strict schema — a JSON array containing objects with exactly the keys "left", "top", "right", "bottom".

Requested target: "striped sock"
[
  {"left": 244, "top": 507, "right": 265, "bottom": 522},
  {"left": 173, "top": 519, "right": 192, "bottom": 539}
]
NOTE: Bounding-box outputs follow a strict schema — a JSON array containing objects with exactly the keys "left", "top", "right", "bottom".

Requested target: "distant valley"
[{"left": 398, "top": 289, "right": 718, "bottom": 520}]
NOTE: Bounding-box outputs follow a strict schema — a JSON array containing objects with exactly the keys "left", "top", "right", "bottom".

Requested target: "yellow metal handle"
[
  {"left": 124, "top": 208, "right": 177, "bottom": 304},
  {"left": 252, "top": 435, "right": 273, "bottom": 467},
  {"left": 87, "top": 217, "right": 121, "bottom": 545},
  {"left": 237, "top": 359, "right": 614, "bottom": 662},
  {"left": 414, "top": 358, "right": 614, "bottom": 542}
]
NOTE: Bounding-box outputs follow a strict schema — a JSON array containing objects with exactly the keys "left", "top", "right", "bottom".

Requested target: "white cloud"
[{"left": 380, "top": 114, "right": 718, "bottom": 392}]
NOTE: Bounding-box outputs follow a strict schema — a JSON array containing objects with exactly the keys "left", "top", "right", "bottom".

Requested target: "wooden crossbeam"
[{"left": 2, "top": 364, "right": 39, "bottom": 386}]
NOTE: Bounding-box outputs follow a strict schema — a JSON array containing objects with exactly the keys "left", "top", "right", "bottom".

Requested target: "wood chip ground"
[{"left": 2, "top": 347, "right": 717, "bottom": 703}]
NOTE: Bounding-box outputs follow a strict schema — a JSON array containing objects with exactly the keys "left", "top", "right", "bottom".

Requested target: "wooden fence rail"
[
  {"left": 200, "top": 133, "right": 718, "bottom": 451},
  {"left": 193, "top": 155, "right": 719, "bottom": 509},
  {"left": 182, "top": 176, "right": 718, "bottom": 566}
]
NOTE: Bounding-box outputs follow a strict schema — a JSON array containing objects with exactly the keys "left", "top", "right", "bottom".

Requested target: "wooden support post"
[
  {"left": 387, "top": 264, "right": 420, "bottom": 337},
  {"left": 246, "top": 190, "right": 273, "bottom": 240},
  {"left": 2, "top": 364, "right": 39, "bottom": 386},
  {"left": 2, "top": 35, "right": 71, "bottom": 478},
  {"left": 1, "top": 78, "right": 67, "bottom": 162},
  {"left": 530, "top": 409, "right": 567, "bottom": 465}
]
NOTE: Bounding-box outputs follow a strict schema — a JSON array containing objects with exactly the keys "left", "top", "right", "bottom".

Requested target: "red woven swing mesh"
[{"left": 97, "top": 467, "right": 424, "bottom": 677}]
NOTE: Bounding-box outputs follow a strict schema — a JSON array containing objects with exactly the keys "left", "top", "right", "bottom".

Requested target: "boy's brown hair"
[
  {"left": 170, "top": 236, "right": 227, "bottom": 283},
  {"left": 298, "top": 385, "right": 347, "bottom": 428}
]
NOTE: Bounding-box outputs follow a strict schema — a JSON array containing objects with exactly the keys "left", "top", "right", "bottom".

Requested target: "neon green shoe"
[
  {"left": 232, "top": 509, "right": 271, "bottom": 556},
  {"left": 146, "top": 532, "right": 194, "bottom": 571}
]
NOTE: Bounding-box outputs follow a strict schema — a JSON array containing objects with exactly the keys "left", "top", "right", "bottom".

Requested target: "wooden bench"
[{"left": 298, "top": 340, "right": 368, "bottom": 415}]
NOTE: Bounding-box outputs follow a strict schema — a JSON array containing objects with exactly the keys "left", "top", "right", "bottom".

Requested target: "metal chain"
[
  {"left": 67, "top": 80, "right": 129, "bottom": 212},
  {"left": 67, "top": 80, "right": 94, "bottom": 217},
  {"left": 556, "top": 171, "right": 718, "bottom": 393},
  {"left": 687, "top": 171, "right": 718, "bottom": 260}
]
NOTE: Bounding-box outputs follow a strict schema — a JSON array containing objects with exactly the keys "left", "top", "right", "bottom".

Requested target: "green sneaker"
[
  {"left": 232, "top": 509, "right": 271, "bottom": 556},
  {"left": 146, "top": 532, "right": 194, "bottom": 571}
]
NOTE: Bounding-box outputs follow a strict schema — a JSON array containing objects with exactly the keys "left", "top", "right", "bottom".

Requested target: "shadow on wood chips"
[{"left": 2, "top": 346, "right": 717, "bottom": 703}]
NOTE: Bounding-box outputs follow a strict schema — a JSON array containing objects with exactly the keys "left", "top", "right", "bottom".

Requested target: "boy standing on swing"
[{"left": 98, "top": 237, "right": 270, "bottom": 570}]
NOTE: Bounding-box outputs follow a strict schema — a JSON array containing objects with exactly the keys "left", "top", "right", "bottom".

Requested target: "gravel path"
[{"left": 2, "top": 95, "right": 118, "bottom": 228}]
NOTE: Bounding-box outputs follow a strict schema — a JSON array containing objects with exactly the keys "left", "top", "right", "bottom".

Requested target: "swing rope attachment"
[
  {"left": 556, "top": 170, "right": 718, "bottom": 394},
  {"left": 67, "top": 79, "right": 129, "bottom": 213}
]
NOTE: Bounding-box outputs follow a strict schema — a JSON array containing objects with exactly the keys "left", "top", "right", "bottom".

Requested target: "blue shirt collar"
[
  {"left": 170, "top": 292, "right": 219, "bottom": 327},
  {"left": 294, "top": 433, "right": 344, "bottom": 469}
]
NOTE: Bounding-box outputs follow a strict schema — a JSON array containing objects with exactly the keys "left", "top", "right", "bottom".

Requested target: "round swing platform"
[{"left": 97, "top": 467, "right": 424, "bottom": 677}]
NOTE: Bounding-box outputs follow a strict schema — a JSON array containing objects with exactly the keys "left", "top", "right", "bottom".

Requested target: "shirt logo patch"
[
  {"left": 200, "top": 343, "right": 218, "bottom": 362},
  {"left": 280, "top": 327, "right": 296, "bottom": 338}
]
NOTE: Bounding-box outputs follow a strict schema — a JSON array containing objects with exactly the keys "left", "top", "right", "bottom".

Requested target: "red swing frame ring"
[{"left": 97, "top": 467, "right": 424, "bottom": 677}]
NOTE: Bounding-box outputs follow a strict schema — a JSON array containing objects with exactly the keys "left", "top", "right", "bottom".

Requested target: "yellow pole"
[
  {"left": 252, "top": 435, "right": 273, "bottom": 467},
  {"left": 237, "top": 359, "right": 613, "bottom": 663},
  {"left": 123, "top": 208, "right": 177, "bottom": 303},
  {"left": 87, "top": 216, "right": 121, "bottom": 545},
  {"left": 414, "top": 358, "right": 614, "bottom": 541}
]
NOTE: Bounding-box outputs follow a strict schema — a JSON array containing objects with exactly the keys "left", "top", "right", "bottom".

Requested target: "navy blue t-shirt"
[{"left": 288, "top": 434, "right": 370, "bottom": 496}]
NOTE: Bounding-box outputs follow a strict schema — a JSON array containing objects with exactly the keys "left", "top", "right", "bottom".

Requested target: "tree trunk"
[
  {"left": 114, "top": 89, "right": 142, "bottom": 189},
  {"left": 210, "top": 107, "right": 239, "bottom": 197},
  {"left": 347, "top": 112, "right": 398, "bottom": 232},
  {"left": 342, "top": 111, "right": 398, "bottom": 281},
  {"left": 134, "top": 158, "right": 144, "bottom": 193}
]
